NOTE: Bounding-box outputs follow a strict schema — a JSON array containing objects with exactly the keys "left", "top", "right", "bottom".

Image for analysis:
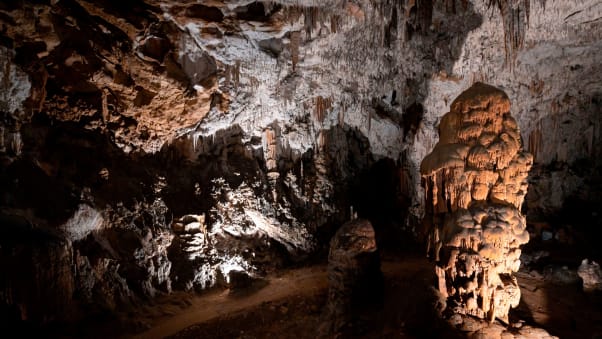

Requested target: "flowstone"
[{"left": 421, "top": 83, "right": 533, "bottom": 323}]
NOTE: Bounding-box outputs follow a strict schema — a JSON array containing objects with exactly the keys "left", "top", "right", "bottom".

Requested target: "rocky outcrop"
[
  {"left": 578, "top": 259, "right": 602, "bottom": 292},
  {"left": 0, "top": 224, "right": 75, "bottom": 324},
  {"left": 319, "top": 218, "right": 382, "bottom": 337},
  {"left": 448, "top": 317, "right": 558, "bottom": 339},
  {"left": 168, "top": 176, "right": 315, "bottom": 291},
  {"left": 421, "top": 83, "right": 532, "bottom": 322},
  {"left": 0, "top": 197, "right": 175, "bottom": 325}
]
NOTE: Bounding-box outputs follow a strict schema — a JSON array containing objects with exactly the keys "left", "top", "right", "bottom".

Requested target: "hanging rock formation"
[{"left": 421, "top": 82, "right": 532, "bottom": 322}]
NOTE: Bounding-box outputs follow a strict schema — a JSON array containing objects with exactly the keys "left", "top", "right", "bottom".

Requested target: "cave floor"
[
  {"left": 515, "top": 270, "right": 602, "bottom": 338},
  {"left": 118, "top": 254, "right": 602, "bottom": 339},
  {"left": 134, "top": 256, "right": 441, "bottom": 339},
  {"left": 135, "top": 264, "right": 330, "bottom": 339}
]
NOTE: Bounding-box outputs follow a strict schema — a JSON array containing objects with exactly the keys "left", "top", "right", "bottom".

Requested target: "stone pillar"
[
  {"left": 319, "top": 218, "right": 381, "bottom": 337},
  {"left": 421, "top": 83, "right": 532, "bottom": 323}
]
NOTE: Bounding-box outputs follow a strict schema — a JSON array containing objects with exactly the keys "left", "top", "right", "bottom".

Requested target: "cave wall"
[
  {"left": 0, "top": 0, "right": 601, "bottom": 327},
  {"left": 2, "top": 0, "right": 599, "bottom": 226},
  {"left": 418, "top": 0, "right": 602, "bottom": 224}
]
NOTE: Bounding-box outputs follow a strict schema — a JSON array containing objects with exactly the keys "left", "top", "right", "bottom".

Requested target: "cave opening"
[{"left": 350, "top": 158, "right": 413, "bottom": 252}]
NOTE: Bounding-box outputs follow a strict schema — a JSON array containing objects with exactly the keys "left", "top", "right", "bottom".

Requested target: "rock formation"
[
  {"left": 421, "top": 83, "right": 532, "bottom": 322},
  {"left": 319, "top": 218, "right": 382, "bottom": 337},
  {"left": 578, "top": 259, "right": 602, "bottom": 293},
  {"left": 0, "top": 0, "right": 600, "bottom": 333}
]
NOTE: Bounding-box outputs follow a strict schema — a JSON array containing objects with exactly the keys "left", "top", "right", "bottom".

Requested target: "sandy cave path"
[
  {"left": 133, "top": 265, "right": 329, "bottom": 339},
  {"left": 132, "top": 261, "right": 414, "bottom": 339}
]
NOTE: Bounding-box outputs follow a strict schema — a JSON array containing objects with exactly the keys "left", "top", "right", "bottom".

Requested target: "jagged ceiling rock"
[
  {"left": 1, "top": 0, "right": 478, "bottom": 156},
  {"left": 2, "top": 1, "right": 600, "bottom": 219}
]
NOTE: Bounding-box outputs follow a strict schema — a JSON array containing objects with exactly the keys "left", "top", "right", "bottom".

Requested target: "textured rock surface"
[
  {"left": 2, "top": 0, "right": 599, "bottom": 224},
  {"left": 0, "top": 0, "right": 600, "bottom": 330},
  {"left": 319, "top": 218, "right": 381, "bottom": 337},
  {"left": 0, "top": 226, "right": 75, "bottom": 324},
  {"left": 422, "top": 83, "right": 532, "bottom": 322},
  {"left": 447, "top": 311, "right": 557, "bottom": 338},
  {"left": 578, "top": 259, "right": 602, "bottom": 292},
  {"left": 467, "top": 322, "right": 557, "bottom": 339}
]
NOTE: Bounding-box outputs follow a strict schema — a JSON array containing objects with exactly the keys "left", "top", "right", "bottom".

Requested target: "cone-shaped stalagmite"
[{"left": 421, "top": 83, "right": 532, "bottom": 322}]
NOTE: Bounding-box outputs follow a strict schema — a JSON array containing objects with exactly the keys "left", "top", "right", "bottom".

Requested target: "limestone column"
[{"left": 421, "top": 82, "right": 532, "bottom": 322}]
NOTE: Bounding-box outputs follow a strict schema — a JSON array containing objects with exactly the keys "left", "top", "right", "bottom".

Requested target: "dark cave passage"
[{"left": 350, "top": 158, "right": 412, "bottom": 252}]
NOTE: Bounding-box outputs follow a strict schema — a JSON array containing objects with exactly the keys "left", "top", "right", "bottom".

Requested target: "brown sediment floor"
[{"left": 128, "top": 255, "right": 602, "bottom": 339}]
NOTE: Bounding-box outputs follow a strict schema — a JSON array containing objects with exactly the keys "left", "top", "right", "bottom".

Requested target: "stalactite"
[
  {"left": 303, "top": 7, "right": 320, "bottom": 37},
  {"left": 264, "top": 128, "right": 278, "bottom": 172},
  {"left": 290, "top": 31, "right": 300, "bottom": 71},
  {"left": 486, "top": 0, "right": 532, "bottom": 63},
  {"left": 338, "top": 103, "right": 345, "bottom": 126},
  {"left": 317, "top": 130, "right": 327, "bottom": 151},
  {"left": 234, "top": 60, "right": 240, "bottom": 89},
  {"left": 402, "top": 0, "right": 435, "bottom": 39},
  {"left": 283, "top": 5, "right": 303, "bottom": 25},
  {"left": 225, "top": 61, "right": 241, "bottom": 91},
  {"left": 249, "top": 76, "right": 260, "bottom": 92},
  {"left": 313, "top": 96, "right": 332, "bottom": 123},
  {"left": 330, "top": 14, "right": 340, "bottom": 33},
  {"left": 528, "top": 122, "right": 542, "bottom": 162},
  {"left": 445, "top": 0, "right": 456, "bottom": 14},
  {"left": 192, "top": 133, "right": 198, "bottom": 153},
  {"left": 101, "top": 88, "right": 109, "bottom": 123},
  {"left": 432, "top": 171, "right": 438, "bottom": 209},
  {"left": 224, "top": 64, "right": 231, "bottom": 89}
]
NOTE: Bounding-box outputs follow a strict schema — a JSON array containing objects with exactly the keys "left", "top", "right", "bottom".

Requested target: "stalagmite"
[
  {"left": 319, "top": 219, "right": 381, "bottom": 337},
  {"left": 421, "top": 83, "right": 533, "bottom": 323}
]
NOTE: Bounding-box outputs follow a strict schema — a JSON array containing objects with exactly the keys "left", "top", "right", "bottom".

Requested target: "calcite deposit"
[{"left": 421, "top": 83, "right": 532, "bottom": 322}]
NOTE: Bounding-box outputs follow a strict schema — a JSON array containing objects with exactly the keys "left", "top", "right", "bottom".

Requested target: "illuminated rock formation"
[
  {"left": 421, "top": 83, "right": 533, "bottom": 322},
  {"left": 578, "top": 259, "right": 602, "bottom": 292}
]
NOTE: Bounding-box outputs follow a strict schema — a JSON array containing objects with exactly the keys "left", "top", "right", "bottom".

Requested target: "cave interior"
[{"left": 0, "top": 0, "right": 601, "bottom": 338}]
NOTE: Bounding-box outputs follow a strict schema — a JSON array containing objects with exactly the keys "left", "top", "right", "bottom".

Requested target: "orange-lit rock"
[{"left": 421, "top": 82, "right": 532, "bottom": 322}]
